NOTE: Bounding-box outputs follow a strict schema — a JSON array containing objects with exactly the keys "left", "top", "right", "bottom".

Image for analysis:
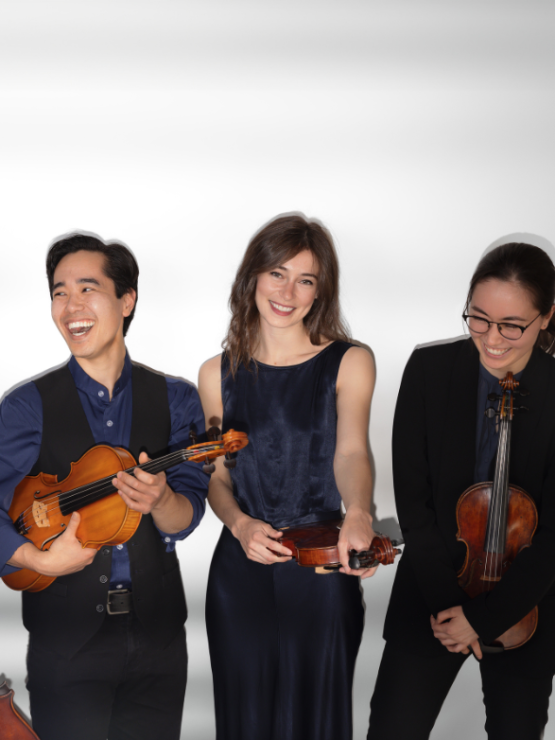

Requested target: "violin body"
[
  {"left": 2, "top": 430, "right": 248, "bottom": 593},
  {"left": 279, "top": 519, "right": 401, "bottom": 571},
  {"left": 3, "top": 445, "right": 139, "bottom": 593},
  {"left": 0, "top": 681, "right": 40, "bottom": 739},
  {"left": 456, "top": 481, "right": 538, "bottom": 649}
]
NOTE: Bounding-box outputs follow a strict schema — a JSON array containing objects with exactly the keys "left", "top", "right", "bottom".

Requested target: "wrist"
[
  {"left": 152, "top": 484, "right": 175, "bottom": 513},
  {"left": 230, "top": 512, "right": 252, "bottom": 540},
  {"left": 8, "top": 541, "right": 42, "bottom": 571},
  {"left": 344, "top": 505, "right": 372, "bottom": 523}
]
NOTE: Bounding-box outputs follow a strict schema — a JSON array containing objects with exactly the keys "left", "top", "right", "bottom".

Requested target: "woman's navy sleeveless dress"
[{"left": 206, "top": 342, "right": 365, "bottom": 740}]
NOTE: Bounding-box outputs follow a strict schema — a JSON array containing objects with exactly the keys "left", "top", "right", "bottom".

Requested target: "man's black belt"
[{"left": 107, "top": 589, "right": 133, "bottom": 615}]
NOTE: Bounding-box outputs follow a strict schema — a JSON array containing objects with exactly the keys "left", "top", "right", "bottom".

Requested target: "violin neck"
[
  {"left": 58, "top": 444, "right": 216, "bottom": 515},
  {"left": 484, "top": 416, "right": 512, "bottom": 554}
]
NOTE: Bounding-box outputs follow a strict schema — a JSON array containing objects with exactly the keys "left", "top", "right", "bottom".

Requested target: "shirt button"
[
  {"left": 106, "top": 420, "right": 114, "bottom": 427},
  {"left": 98, "top": 390, "right": 105, "bottom": 398},
  {"left": 116, "top": 584, "right": 123, "bottom": 589},
  {"left": 99, "top": 575, "right": 108, "bottom": 584},
  {"left": 116, "top": 544, "right": 124, "bottom": 550},
  {"left": 164, "top": 537, "right": 171, "bottom": 543},
  {"left": 96, "top": 604, "right": 104, "bottom": 613}
]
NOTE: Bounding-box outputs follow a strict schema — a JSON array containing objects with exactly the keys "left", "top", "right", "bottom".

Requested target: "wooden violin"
[
  {"left": 278, "top": 519, "right": 401, "bottom": 573},
  {"left": 2, "top": 429, "right": 248, "bottom": 593},
  {"left": 0, "top": 680, "right": 40, "bottom": 739},
  {"left": 456, "top": 372, "right": 537, "bottom": 650}
]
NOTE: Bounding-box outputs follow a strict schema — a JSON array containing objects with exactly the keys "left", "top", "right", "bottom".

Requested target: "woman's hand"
[
  {"left": 431, "top": 605, "right": 483, "bottom": 659},
  {"left": 337, "top": 507, "right": 378, "bottom": 579},
  {"left": 233, "top": 515, "right": 293, "bottom": 565}
]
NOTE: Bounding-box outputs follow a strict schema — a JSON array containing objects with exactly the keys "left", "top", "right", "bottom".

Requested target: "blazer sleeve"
[{"left": 392, "top": 348, "right": 470, "bottom": 616}]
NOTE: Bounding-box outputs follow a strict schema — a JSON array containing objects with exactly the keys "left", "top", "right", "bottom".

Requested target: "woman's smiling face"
[
  {"left": 254, "top": 250, "right": 319, "bottom": 331},
  {"left": 468, "top": 278, "right": 554, "bottom": 377}
]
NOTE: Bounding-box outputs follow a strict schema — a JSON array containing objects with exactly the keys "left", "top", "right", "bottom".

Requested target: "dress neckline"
[{"left": 254, "top": 341, "right": 337, "bottom": 370}]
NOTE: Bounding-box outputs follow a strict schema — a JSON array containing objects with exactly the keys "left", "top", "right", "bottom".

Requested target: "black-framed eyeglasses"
[{"left": 462, "top": 312, "right": 542, "bottom": 340}]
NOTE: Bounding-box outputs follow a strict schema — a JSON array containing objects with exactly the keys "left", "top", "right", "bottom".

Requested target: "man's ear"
[{"left": 122, "top": 289, "right": 137, "bottom": 317}]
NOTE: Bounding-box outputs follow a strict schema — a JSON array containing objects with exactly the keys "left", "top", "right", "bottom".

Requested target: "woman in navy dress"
[{"left": 198, "top": 214, "right": 377, "bottom": 740}]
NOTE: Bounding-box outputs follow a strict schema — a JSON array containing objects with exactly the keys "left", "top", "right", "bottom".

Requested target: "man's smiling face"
[{"left": 51, "top": 250, "right": 135, "bottom": 366}]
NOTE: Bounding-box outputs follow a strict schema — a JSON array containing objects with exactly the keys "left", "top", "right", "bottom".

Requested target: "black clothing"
[
  {"left": 368, "top": 642, "right": 553, "bottom": 740},
  {"left": 28, "top": 614, "right": 187, "bottom": 740},
  {"left": 370, "top": 337, "right": 555, "bottom": 738},
  {"left": 384, "top": 338, "right": 555, "bottom": 672}
]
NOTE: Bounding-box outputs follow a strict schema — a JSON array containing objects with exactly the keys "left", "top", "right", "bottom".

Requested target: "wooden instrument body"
[
  {"left": 0, "top": 681, "right": 40, "bottom": 739},
  {"left": 3, "top": 445, "right": 140, "bottom": 593},
  {"left": 456, "top": 481, "right": 538, "bottom": 649},
  {"left": 279, "top": 519, "right": 400, "bottom": 570}
]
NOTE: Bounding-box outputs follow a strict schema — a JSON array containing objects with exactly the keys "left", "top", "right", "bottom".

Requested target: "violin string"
[
  {"left": 16, "top": 448, "right": 211, "bottom": 527},
  {"left": 492, "top": 418, "right": 506, "bottom": 581},
  {"left": 17, "top": 449, "right": 190, "bottom": 526},
  {"left": 493, "top": 402, "right": 511, "bottom": 581},
  {"left": 17, "top": 443, "right": 226, "bottom": 526}
]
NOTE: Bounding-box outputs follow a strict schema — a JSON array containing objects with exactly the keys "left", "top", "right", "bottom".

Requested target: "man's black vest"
[{"left": 22, "top": 363, "right": 187, "bottom": 659}]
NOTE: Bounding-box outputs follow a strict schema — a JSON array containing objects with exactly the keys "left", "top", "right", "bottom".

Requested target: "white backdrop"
[{"left": 1, "top": 1, "right": 555, "bottom": 738}]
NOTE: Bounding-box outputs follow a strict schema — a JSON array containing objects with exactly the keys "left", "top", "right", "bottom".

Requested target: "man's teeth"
[
  {"left": 270, "top": 301, "right": 294, "bottom": 313},
  {"left": 68, "top": 321, "right": 94, "bottom": 336}
]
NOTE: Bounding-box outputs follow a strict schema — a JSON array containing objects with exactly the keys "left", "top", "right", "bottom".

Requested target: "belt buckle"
[{"left": 107, "top": 588, "right": 131, "bottom": 615}]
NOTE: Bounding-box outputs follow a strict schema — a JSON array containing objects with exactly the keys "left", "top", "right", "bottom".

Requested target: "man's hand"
[
  {"left": 8, "top": 511, "right": 97, "bottom": 577},
  {"left": 112, "top": 452, "right": 171, "bottom": 514},
  {"left": 431, "top": 605, "right": 483, "bottom": 659}
]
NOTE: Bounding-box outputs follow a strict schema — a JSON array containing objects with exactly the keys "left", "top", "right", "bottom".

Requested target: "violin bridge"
[
  {"left": 32, "top": 500, "right": 50, "bottom": 528},
  {"left": 480, "top": 574, "right": 502, "bottom": 583}
]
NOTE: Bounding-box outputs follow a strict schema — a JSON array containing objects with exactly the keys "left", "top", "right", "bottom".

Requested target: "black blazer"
[{"left": 384, "top": 337, "right": 555, "bottom": 673}]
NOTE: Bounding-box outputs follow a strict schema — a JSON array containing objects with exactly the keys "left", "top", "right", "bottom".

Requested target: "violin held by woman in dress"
[{"left": 278, "top": 518, "right": 401, "bottom": 572}]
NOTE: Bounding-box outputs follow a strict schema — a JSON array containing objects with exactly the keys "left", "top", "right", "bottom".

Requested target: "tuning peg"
[
  {"left": 207, "top": 426, "right": 222, "bottom": 441},
  {"left": 488, "top": 393, "right": 501, "bottom": 403},
  {"left": 485, "top": 407, "right": 497, "bottom": 419},
  {"left": 203, "top": 462, "right": 216, "bottom": 474},
  {"left": 189, "top": 429, "right": 198, "bottom": 445},
  {"left": 517, "top": 405, "right": 529, "bottom": 412},
  {"left": 223, "top": 456, "right": 236, "bottom": 469}
]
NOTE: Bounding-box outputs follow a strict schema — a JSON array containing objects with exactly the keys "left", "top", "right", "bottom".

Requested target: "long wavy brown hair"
[{"left": 223, "top": 214, "right": 351, "bottom": 375}]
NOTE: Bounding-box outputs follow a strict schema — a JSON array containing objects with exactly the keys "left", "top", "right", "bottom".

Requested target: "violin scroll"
[
  {"left": 185, "top": 429, "right": 249, "bottom": 465},
  {"left": 348, "top": 535, "right": 402, "bottom": 570}
]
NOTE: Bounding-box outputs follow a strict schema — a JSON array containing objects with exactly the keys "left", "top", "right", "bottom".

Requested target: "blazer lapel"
[
  {"left": 437, "top": 339, "right": 480, "bottom": 502},
  {"left": 510, "top": 348, "right": 551, "bottom": 486}
]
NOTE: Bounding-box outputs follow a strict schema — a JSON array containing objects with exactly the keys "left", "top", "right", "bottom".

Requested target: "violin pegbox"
[{"left": 184, "top": 428, "right": 249, "bottom": 475}]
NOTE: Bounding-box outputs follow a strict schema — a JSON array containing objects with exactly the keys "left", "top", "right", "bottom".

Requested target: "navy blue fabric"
[
  {"left": 221, "top": 342, "right": 350, "bottom": 528},
  {"left": 207, "top": 341, "right": 365, "bottom": 740},
  {"left": 0, "top": 353, "right": 208, "bottom": 582}
]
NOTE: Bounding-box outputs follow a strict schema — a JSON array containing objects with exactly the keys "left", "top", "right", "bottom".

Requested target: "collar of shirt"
[{"left": 68, "top": 352, "right": 133, "bottom": 402}]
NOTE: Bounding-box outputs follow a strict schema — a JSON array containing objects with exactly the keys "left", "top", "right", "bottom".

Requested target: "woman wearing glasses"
[
  {"left": 368, "top": 242, "right": 555, "bottom": 740},
  {"left": 199, "top": 214, "right": 377, "bottom": 740}
]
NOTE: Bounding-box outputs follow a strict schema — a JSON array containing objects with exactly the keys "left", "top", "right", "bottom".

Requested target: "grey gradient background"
[{"left": 1, "top": 1, "right": 555, "bottom": 737}]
